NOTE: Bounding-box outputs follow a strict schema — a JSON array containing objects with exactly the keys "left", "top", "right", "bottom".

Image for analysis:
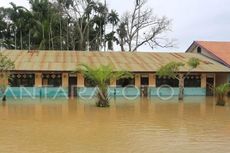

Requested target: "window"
[
  {"left": 42, "top": 73, "right": 62, "bottom": 87},
  {"left": 9, "top": 73, "right": 35, "bottom": 87},
  {"left": 84, "top": 77, "right": 97, "bottom": 87},
  {"left": 141, "top": 74, "right": 149, "bottom": 86},
  {"left": 116, "top": 78, "right": 135, "bottom": 87},
  {"left": 156, "top": 76, "right": 179, "bottom": 87},
  {"left": 184, "top": 75, "right": 201, "bottom": 87},
  {"left": 197, "top": 47, "right": 202, "bottom": 53}
]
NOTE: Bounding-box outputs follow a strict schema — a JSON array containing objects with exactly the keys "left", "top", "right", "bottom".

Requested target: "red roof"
[{"left": 194, "top": 41, "right": 230, "bottom": 67}]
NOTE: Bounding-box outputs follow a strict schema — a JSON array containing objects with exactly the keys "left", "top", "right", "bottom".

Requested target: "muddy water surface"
[{"left": 0, "top": 97, "right": 230, "bottom": 153}]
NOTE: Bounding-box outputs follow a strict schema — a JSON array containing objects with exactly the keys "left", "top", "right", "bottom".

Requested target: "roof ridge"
[{"left": 196, "top": 40, "right": 230, "bottom": 43}]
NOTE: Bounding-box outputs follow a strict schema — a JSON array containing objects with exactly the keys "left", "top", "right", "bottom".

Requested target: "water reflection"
[{"left": 0, "top": 97, "right": 229, "bottom": 153}]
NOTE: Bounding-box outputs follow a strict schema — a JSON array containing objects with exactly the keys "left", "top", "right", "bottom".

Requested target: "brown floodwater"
[{"left": 0, "top": 97, "right": 230, "bottom": 153}]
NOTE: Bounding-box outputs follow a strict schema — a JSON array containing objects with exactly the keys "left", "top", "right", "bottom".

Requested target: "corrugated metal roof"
[{"left": 1, "top": 50, "right": 230, "bottom": 72}]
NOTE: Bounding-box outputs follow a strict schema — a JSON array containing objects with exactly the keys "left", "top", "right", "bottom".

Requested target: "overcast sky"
[{"left": 1, "top": 0, "right": 230, "bottom": 52}]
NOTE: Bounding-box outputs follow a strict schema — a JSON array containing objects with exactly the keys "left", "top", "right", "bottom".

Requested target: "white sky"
[{"left": 1, "top": 0, "right": 230, "bottom": 52}]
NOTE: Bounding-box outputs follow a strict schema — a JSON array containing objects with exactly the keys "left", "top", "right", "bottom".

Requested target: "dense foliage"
[
  {"left": 77, "top": 64, "right": 132, "bottom": 107},
  {"left": 0, "top": 0, "right": 172, "bottom": 51},
  {"left": 215, "top": 83, "right": 230, "bottom": 106},
  {"left": 0, "top": 52, "right": 15, "bottom": 101}
]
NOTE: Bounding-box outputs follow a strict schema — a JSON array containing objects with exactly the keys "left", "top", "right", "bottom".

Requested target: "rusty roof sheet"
[{"left": 1, "top": 50, "right": 230, "bottom": 73}]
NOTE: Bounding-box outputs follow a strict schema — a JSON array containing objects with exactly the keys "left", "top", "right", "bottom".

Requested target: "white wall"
[{"left": 190, "top": 46, "right": 223, "bottom": 64}]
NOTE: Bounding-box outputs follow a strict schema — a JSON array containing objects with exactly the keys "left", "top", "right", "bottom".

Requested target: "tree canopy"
[
  {"left": 0, "top": 0, "right": 173, "bottom": 51},
  {"left": 157, "top": 57, "right": 200, "bottom": 80},
  {"left": 157, "top": 57, "right": 200, "bottom": 100}
]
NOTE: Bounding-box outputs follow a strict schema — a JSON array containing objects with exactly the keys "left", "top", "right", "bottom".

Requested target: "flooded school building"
[{"left": 1, "top": 41, "right": 230, "bottom": 98}]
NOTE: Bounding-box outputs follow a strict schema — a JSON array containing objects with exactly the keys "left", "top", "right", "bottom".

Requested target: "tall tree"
[
  {"left": 108, "top": 10, "right": 119, "bottom": 32},
  {"left": 61, "top": 0, "right": 95, "bottom": 50},
  {"left": 116, "top": 22, "right": 127, "bottom": 51},
  {"left": 7, "top": 2, "right": 29, "bottom": 50},
  {"left": 0, "top": 7, "right": 8, "bottom": 49},
  {"left": 106, "top": 10, "right": 119, "bottom": 50},
  {"left": 118, "top": 0, "right": 173, "bottom": 52},
  {"left": 105, "top": 31, "right": 117, "bottom": 51},
  {"left": 0, "top": 0, "right": 174, "bottom": 52},
  {"left": 157, "top": 58, "right": 200, "bottom": 101},
  {"left": 60, "top": 0, "right": 111, "bottom": 51}
]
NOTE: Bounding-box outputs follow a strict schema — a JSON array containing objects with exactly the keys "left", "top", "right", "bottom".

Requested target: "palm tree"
[
  {"left": 215, "top": 83, "right": 230, "bottom": 106},
  {"left": 104, "top": 10, "right": 119, "bottom": 51},
  {"left": 0, "top": 53, "right": 15, "bottom": 101},
  {"left": 8, "top": 2, "right": 28, "bottom": 50},
  {"left": 77, "top": 64, "right": 132, "bottom": 107},
  {"left": 108, "top": 10, "right": 119, "bottom": 32},
  {"left": 105, "top": 31, "right": 118, "bottom": 51},
  {"left": 117, "top": 22, "right": 127, "bottom": 51}
]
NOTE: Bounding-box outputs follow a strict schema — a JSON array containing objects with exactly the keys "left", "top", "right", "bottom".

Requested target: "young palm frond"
[
  {"left": 216, "top": 83, "right": 230, "bottom": 106},
  {"left": 76, "top": 64, "right": 132, "bottom": 107}
]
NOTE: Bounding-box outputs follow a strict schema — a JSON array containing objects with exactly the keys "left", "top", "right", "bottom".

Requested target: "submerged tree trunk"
[
  {"left": 216, "top": 95, "right": 225, "bottom": 106},
  {"left": 96, "top": 98, "right": 109, "bottom": 107},
  {"left": 178, "top": 75, "right": 184, "bottom": 101},
  {"left": 1, "top": 86, "right": 7, "bottom": 102},
  {"left": 2, "top": 94, "right": 6, "bottom": 102},
  {"left": 96, "top": 88, "right": 109, "bottom": 107}
]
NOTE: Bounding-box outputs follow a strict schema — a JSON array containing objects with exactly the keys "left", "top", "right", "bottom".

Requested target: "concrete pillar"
[
  {"left": 135, "top": 74, "right": 141, "bottom": 87},
  {"left": 201, "top": 73, "right": 207, "bottom": 88},
  {"left": 149, "top": 73, "right": 156, "bottom": 87},
  {"left": 62, "top": 73, "right": 69, "bottom": 88},
  {"left": 77, "top": 73, "right": 85, "bottom": 87},
  {"left": 110, "top": 79, "right": 116, "bottom": 87},
  {"left": 0, "top": 73, "right": 8, "bottom": 86},
  {"left": 35, "top": 73, "right": 42, "bottom": 87},
  {"left": 5, "top": 76, "right": 8, "bottom": 86},
  {"left": 213, "top": 74, "right": 216, "bottom": 95}
]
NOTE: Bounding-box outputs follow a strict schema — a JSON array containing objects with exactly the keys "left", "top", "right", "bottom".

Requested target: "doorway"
[
  {"left": 206, "top": 77, "right": 214, "bottom": 96},
  {"left": 68, "top": 76, "right": 77, "bottom": 97},
  {"left": 141, "top": 75, "right": 149, "bottom": 97}
]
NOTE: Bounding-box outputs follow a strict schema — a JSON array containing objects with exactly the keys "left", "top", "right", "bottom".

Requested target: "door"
[
  {"left": 206, "top": 77, "right": 214, "bottom": 96},
  {"left": 141, "top": 75, "right": 149, "bottom": 97},
  {"left": 68, "top": 77, "right": 77, "bottom": 97}
]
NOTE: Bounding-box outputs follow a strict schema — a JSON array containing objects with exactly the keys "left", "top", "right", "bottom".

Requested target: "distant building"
[
  {"left": 0, "top": 50, "right": 230, "bottom": 98},
  {"left": 186, "top": 41, "right": 230, "bottom": 83}
]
